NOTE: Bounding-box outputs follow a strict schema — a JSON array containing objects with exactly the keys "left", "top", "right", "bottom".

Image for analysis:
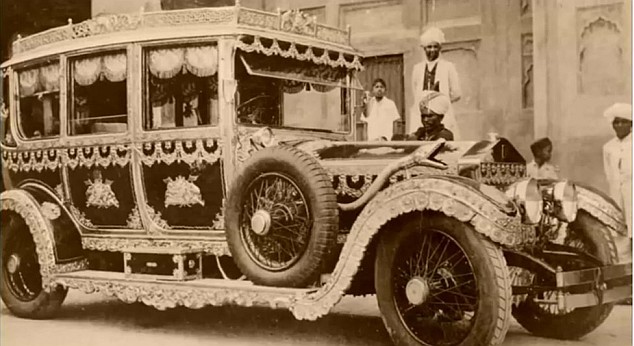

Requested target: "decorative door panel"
[
  {"left": 139, "top": 138, "right": 224, "bottom": 230},
  {"left": 65, "top": 144, "right": 138, "bottom": 229}
]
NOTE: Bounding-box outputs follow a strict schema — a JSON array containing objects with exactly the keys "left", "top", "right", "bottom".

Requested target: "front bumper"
[{"left": 536, "top": 262, "right": 632, "bottom": 311}]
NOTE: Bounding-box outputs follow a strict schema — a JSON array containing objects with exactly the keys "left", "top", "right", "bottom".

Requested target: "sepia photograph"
[{"left": 0, "top": 0, "right": 632, "bottom": 345}]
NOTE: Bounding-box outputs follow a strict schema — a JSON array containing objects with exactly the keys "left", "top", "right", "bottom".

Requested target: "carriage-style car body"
[{"left": 0, "top": 4, "right": 631, "bottom": 346}]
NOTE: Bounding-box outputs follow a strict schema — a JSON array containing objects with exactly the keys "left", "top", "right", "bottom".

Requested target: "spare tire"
[{"left": 225, "top": 145, "right": 339, "bottom": 287}]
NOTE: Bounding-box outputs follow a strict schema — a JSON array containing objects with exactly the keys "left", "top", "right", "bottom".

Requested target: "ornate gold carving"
[
  {"left": 236, "top": 36, "right": 362, "bottom": 71},
  {"left": 40, "top": 202, "right": 61, "bottom": 221},
  {"left": 212, "top": 211, "right": 225, "bottom": 230},
  {"left": 126, "top": 206, "right": 143, "bottom": 229},
  {"left": 139, "top": 139, "right": 221, "bottom": 167},
  {"left": 315, "top": 25, "right": 349, "bottom": 45},
  {"left": 577, "top": 186, "right": 627, "bottom": 238},
  {"left": 53, "top": 276, "right": 300, "bottom": 311},
  {"left": 280, "top": 9, "right": 317, "bottom": 35},
  {"left": 146, "top": 204, "right": 170, "bottom": 230},
  {"left": 54, "top": 184, "right": 64, "bottom": 200},
  {"left": 13, "top": 7, "right": 349, "bottom": 56},
  {"left": 85, "top": 170, "right": 120, "bottom": 209},
  {"left": 81, "top": 237, "right": 230, "bottom": 256},
  {"left": 164, "top": 175, "right": 205, "bottom": 208},
  {"left": 333, "top": 174, "right": 374, "bottom": 198},
  {"left": 69, "top": 205, "right": 95, "bottom": 228},
  {"left": 237, "top": 8, "right": 278, "bottom": 30},
  {"left": 50, "top": 259, "right": 89, "bottom": 275},
  {"left": 478, "top": 162, "right": 526, "bottom": 186},
  {"left": 2, "top": 149, "right": 61, "bottom": 172},
  {"left": 65, "top": 144, "right": 131, "bottom": 169},
  {"left": 291, "top": 177, "right": 528, "bottom": 320}
]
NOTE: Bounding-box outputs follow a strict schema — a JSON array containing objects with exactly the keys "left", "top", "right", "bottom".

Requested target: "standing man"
[
  {"left": 602, "top": 103, "right": 632, "bottom": 262},
  {"left": 361, "top": 78, "right": 401, "bottom": 141},
  {"left": 410, "top": 27, "right": 462, "bottom": 138}
]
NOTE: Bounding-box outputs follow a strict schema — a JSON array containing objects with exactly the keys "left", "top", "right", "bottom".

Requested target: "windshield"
[{"left": 236, "top": 52, "right": 356, "bottom": 133}]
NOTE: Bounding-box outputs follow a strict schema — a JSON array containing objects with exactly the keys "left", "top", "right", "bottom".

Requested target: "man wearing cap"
[
  {"left": 410, "top": 27, "right": 462, "bottom": 138},
  {"left": 407, "top": 90, "right": 454, "bottom": 141},
  {"left": 602, "top": 103, "right": 632, "bottom": 240}
]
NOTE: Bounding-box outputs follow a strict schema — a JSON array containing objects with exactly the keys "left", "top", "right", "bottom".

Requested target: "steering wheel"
[{"left": 237, "top": 95, "right": 276, "bottom": 124}]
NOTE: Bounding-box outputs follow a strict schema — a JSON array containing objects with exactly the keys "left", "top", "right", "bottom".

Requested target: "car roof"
[{"left": 1, "top": 5, "right": 362, "bottom": 69}]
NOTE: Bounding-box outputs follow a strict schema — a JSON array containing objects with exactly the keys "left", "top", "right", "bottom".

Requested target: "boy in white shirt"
[
  {"left": 526, "top": 137, "right": 559, "bottom": 180},
  {"left": 361, "top": 78, "right": 401, "bottom": 141}
]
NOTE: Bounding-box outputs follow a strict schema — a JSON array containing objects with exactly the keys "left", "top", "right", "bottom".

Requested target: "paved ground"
[{"left": 1, "top": 291, "right": 632, "bottom": 346}]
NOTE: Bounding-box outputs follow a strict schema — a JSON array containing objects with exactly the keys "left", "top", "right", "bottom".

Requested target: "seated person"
[{"left": 407, "top": 91, "right": 454, "bottom": 141}]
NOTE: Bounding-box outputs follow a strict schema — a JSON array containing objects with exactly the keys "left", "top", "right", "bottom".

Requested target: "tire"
[
  {"left": 1, "top": 211, "right": 67, "bottom": 319},
  {"left": 225, "top": 146, "right": 339, "bottom": 287},
  {"left": 512, "top": 211, "right": 615, "bottom": 340},
  {"left": 375, "top": 212, "right": 512, "bottom": 346}
]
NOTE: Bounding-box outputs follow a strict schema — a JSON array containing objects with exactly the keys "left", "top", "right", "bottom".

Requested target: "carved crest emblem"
[
  {"left": 85, "top": 169, "right": 120, "bottom": 209},
  {"left": 164, "top": 175, "right": 205, "bottom": 208},
  {"left": 280, "top": 9, "right": 316, "bottom": 35}
]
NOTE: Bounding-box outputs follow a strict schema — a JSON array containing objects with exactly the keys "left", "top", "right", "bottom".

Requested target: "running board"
[{"left": 53, "top": 270, "right": 315, "bottom": 311}]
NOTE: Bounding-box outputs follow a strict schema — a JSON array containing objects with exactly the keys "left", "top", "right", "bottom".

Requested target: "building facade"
[{"left": 74, "top": 0, "right": 634, "bottom": 189}]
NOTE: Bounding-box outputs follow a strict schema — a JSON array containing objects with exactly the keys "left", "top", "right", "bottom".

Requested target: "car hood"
[{"left": 289, "top": 138, "right": 526, "bottom": 179}]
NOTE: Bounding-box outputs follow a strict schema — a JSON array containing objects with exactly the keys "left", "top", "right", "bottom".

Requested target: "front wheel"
[
  {"left": 1, "top": 211, "right": 67, "bottom": 319},
  {"left": 375, "top": 212, "right": 512, "bottom": 346},
  {"left": 511, "top": 211, "right": 615, "bottom": 340}
]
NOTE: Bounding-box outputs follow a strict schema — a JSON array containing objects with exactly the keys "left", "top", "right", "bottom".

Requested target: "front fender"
[
  {"left": 576, "top": 184, "right": 628, "bottom": 263},
  {"left": 0, "top": 189, "right": 87, "bottom": 291},
  {"left": 576, "top": 184, "right": 627, "bottom": 236},
  {"left": 290, "top": 176, "right": 530, "bottom": 320}
]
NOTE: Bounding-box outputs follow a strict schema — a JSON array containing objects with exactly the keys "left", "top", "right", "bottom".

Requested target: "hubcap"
[
  {"left": 251, "top": 209, "right": 272, "bottom": 235},
  {"left": 405, "top": 276, "right": 430, "bottom": 305},
  {"left": 6, "top": 254, "right": 21, "bottom": 274}
]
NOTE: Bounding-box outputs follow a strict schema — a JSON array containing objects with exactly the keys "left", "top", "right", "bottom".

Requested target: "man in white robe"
[
  {"left": 410, "top": 27, "right": 462, "bottom": 138},
  {"left": 602, "top": 102, "right": 632, "bottom": 264}
]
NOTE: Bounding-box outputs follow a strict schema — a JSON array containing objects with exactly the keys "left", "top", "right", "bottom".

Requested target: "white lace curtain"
[
  {"left": 73, "top": 53, "right": 127, "bottom": 86},
  {"left": 19, "top": 63, "right": 60, "bottom": 97},
  {"left": 149, "top": 45, "right": 218, "bottom": 79}
]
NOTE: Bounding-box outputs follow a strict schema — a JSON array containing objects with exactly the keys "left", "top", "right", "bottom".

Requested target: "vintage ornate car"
[{"left": 0, "top": 4, "right": 631, "bottom": 346}]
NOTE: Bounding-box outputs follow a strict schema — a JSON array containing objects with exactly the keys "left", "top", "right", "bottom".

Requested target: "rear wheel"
[
  {"left": 512, "top": 211, "right": 615, "bottom": 340},
  {"left": 375, "top": 213, "right": 512, "bottom": 346},
  {"left": 1, "top": 211, "right": 67, "bottom": 319}
]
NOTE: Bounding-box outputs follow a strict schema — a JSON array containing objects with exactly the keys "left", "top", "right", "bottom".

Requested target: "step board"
[{"left": 53, "top": 270, "right": 314, "bottom": 311}]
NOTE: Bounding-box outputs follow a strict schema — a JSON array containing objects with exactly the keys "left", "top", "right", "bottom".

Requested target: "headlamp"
[
  {"left": 506, "top": 178, "right": 543, "bottom": 224},
  {"left": 552, "top": 181, "right": 578, "bottom": 222}
]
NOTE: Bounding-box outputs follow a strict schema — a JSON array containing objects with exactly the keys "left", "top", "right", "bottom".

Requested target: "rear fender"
[
  {"left": 290, "top": 176, "right": 530, "bottom": 320},
  {"left": 0, "top": 188, "right": 87, "bottom": 291}
]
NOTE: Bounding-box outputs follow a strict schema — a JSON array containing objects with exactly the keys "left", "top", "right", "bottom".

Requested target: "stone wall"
[{"left": 533, "top": 0, "right": 631, "bottom": 190}]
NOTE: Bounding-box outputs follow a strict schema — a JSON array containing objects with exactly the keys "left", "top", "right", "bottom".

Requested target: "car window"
[
  {"left": 1, "top": 72, "right": 13, "bottom": 146},
  {"left": 236, "top": 53, "right": 352, "bottom": 133},
  {"left": 16, "top": 62, "right": 60, "bottom": 140},
  {"left": 69, "top": 51, "right": 128, "bottom": 136},
  {"left": 144, "top": 43, "right": 219, "bottom": 130}
]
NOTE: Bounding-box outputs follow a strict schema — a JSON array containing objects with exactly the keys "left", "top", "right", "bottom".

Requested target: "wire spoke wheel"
[
  {"left": 3, "top": 229, "right": 42, "bottom": 302},
  {"left": 392, "top": 229, "right": 477, "bottom": 345},
  {"left": 512, "top": 211, "right": 615, "bottom": 340},
  {"left": 241, "top": 172, "right": 312, "bottom": 271},
  {"left": 1, "top": 210, "right": 67, "bottom": 319},
  {"left": 375, "top": 213, "right": 511, "bottom": 346}
]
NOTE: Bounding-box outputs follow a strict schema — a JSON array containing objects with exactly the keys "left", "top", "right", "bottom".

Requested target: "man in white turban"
[
  {"left": 407, "top": 90, "right": 454, "bottom": 141},
  {"left": 410, "top": 27, "right": 462, "bottom": 138},
  {"left": 602, "top": 103, "right": 632, "bottom": 241}
]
